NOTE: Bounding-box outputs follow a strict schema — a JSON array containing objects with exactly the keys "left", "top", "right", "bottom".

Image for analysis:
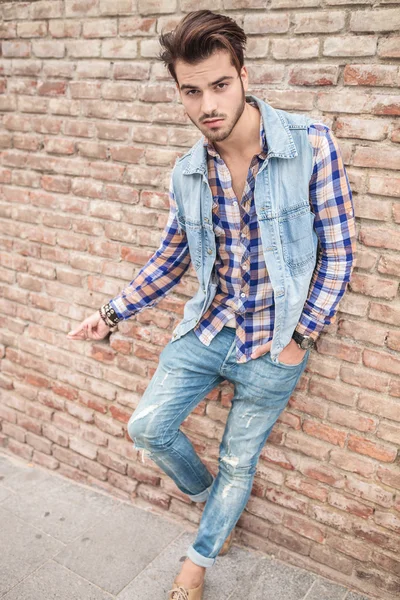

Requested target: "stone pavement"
[{"left": 0, "top": 449, "right": 374, "bottom": 600}]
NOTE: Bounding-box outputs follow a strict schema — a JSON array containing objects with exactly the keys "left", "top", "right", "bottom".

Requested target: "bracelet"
[{"left": 99, "top": 304, "right": 120, "bottom": 328}]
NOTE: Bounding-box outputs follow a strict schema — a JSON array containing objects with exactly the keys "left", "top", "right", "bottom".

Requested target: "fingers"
[
  {"left": 250, "top": 341, "right": 272, "bottom": 360},
  {"left": 67, "top": 323, "right": 88, "bottom": 340}
]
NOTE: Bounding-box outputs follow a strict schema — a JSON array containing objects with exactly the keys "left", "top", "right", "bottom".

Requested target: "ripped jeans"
[{"left": 127, "top": 325, "right": 310, "bottom": 568}]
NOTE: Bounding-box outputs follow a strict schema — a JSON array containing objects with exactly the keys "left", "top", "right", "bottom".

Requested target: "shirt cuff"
[{"left": 294, "top": 320, "right": 321, "bottom": 342}]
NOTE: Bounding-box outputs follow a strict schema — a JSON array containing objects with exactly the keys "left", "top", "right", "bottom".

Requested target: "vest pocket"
[
  {"left": 279, "top": 206, "right": 316, "bottom": 276},
  {"left": 179, "top": 216, "right": 203, "bottom": 271}
]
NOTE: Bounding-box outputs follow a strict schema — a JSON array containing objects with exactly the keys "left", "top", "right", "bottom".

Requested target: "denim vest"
[{"left": 170, "top": 94, "right": 320, "bottom": 364}]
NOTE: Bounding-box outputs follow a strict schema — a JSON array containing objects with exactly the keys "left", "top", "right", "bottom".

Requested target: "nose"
[{"left": 201, "top": 91, "right": 218, "bottom": 119}]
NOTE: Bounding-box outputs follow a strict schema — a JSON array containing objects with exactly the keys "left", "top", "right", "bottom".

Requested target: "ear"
[{"left": 240, "top": 65, "right": 249, "bottom": 92}]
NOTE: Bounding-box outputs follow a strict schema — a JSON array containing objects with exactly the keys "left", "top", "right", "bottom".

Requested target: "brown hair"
[{"left": 158, "top": 10, "right": 247, "bottom": 85}]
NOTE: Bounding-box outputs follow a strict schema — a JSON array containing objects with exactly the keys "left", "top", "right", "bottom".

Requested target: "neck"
[{"left": 212, "top": 101, "right": 261, "bottom": 161}]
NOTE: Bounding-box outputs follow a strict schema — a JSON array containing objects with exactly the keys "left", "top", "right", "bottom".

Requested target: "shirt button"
[
  {"left": 240, "top": 292, "right": 246, "bottom": 298},
  {"left": 207, "top": 248, "right": 213, "bottom": 254},
  {"left": 232, "top": 201, "right": 238, "bottom": 206}
]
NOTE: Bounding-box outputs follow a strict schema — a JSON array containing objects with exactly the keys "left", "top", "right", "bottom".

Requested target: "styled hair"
[{"left": 158, "top": 10, "right": 247, "bottom": 84}]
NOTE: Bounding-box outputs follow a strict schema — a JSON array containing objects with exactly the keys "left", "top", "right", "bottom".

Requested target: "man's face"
[{"left": 175, "top": 49, "right": 248, "bottom": 144}]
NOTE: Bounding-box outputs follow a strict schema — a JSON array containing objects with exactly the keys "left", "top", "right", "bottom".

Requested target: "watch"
[{"left": 292, "top": 330, "right": 315, "bottom": 350}]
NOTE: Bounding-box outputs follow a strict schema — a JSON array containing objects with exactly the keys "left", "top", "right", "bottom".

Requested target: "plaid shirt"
[{"left": 109, "top": 104, "right": 356, "bottom": 363}]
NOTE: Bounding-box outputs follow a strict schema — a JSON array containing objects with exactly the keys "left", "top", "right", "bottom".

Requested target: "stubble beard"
[{"left": 188, "top": 84, "right": 247, "bottom": 144}]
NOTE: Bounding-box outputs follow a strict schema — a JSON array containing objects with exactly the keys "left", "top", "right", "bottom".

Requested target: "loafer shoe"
[
  {"left": 167, "top": 577, "right": 204, "bottom": 600},
  {"left": 218, "top": 528, "right": 235, "bottom": 556}
]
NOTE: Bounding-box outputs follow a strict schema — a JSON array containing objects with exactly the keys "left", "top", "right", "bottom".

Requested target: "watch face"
[{"left": 302, "top": 338, "right": 314, "bottom": 349}]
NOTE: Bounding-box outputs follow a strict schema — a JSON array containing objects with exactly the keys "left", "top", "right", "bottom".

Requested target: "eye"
[
  {"left": 185, "top": 89, "right": 198, "bottom": 96},
  {"left": 216, "top": 83, "right": 228, "bottom": 90}
]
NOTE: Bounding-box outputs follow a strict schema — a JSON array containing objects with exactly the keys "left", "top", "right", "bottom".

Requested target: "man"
[{"left": 67, "top": 10, "right": 357, "bottom": 600}]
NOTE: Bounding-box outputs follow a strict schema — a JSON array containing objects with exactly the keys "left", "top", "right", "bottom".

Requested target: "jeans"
[{"left": 127, "top": 325, "right": 310, "bottom": 568}]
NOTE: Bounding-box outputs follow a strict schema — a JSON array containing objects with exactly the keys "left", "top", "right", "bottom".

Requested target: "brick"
[
  {"left": 8, "top": 438, "right": 33, "bottom": 460},
  {"left": 119, "top": 17, "right": 155, "bottom": 38},
  {"left": 32, "top": 450, "right": 59, "bottom": 470},
  {"left": 377, "top": 465, "right": 400, "bottom": 490},
  {"left": 349, "top": 272, "right": 398, "bottom": 299},
  {"left": 2, "top": 422, "right": 26, "bottom": 443},
  {"left": 309, "top": 504, "right": 352, "bottom": 532},
  {"left": 294, "top": 11, "right": 345, "bottom": 33},
  {"left": 49, "top": 20, "right": 82, "bottom": 38},
  {"left": 353, "top": 145, "right": 400, "bottom": 170},
  {"left": 26, "top": 431, "right": 52, "bottom": 454},
  {"left": 244, "top": 37, "right": 269, "bottom": 59},
  {"left": 369, "top": 174, "right": 400, "bottom": 198},
  {"left": 309, "top": 544, "right": 354, "bottom": 575},
  {"left": 327, "top": 531, "right": 372, "bottom": 563},
  {"left": 387, "top": 330, "right": 400, "bottom": 352},
  {"left": 328, "top": 403, "right": 377, "bottom": 433},
  {"left": 360, "top": 227, "right": 400, "bottom": 251},
  {"left": 328, "top": 491, "right": 374, "bottom": 519},
  {"left": 140, "top": 39, "right": 160, "bottom": 58},
  {"left": 2, "top": 41, "right": 31, "bottom": 58},
  {"left": 371, "top": 550, "right": 400, "bottom": 577},
  {"left": 378, "top": 37, "right": 400, "bottom": 58},
  {"left": 285, "top": 474, "right": 328, "bottom": 502},
  {"left": 351, "top": 8, "right": 400, "bottom": 32},
  {"left": 246, "top": 64, "right": 285, "bottom": 85},
  {"left": 138, "top": 83, "right": 176, "bottom": 103},
  {"left": 99, "top": 0, "right": 133, "bottom": 15},
  {"left": 17, "top": 21, "right": 47, "bottom": 38},
  {"left": 344, "top": 64, "right": 398, "bottom": 87},
  {"left": 32, "top": 1, "right": 63, "bottom": 19},
  {"left": 377, "top": 421, "right": 400, "bottom": 446},
  {"left": 348, "top": 433, "right": 397, "bottom": 462},
  {"left": 323, "top": 35, "right": 377, "bottom": 57},
  {"left": 358, "top": 392, "right": 400, "bottom": 421},
  {"left": 315, "top": 337, "right": 362, "bottom": 364},
  {"left": 378, "top": 254, "right": 400, "bottom": 278},
  {"left": 289, "top": 65, "right": 339, "bottom": 86},
  {"left": 65, "top": 0, "right": 99, "bottom": 17},
  {"left": 363, "top": 349, "right": 400, "bottom": 377},
  {"left": 353, "top": 195, "right": 392, "bottom": 224},
  {"left": 317, "top": 91, "right": 370, "bottom": 113},
  {"left": 271, "top": 38, "right": 320, "bottom": 60},
  {"left": 102, "top": 39, "right": 137, "bottom": 59},
  {"left": 66, "top": 40, "right": 101, "bottom": 58},
  {"left": 138, "top": 0, "right": 176, "bottom": 14},
  {"left": 336, "top": 117, "right": 389, "bottom": 141},
  {"left": 113, "top": 62, "right": 150, "bottom": 80},
  {"left": 370, "top": 95, "right": 400, "bottom": 116},
  {"left": 269, "top": 526, "right": 311, "bottom": 556},
  {"left": 83, "top": 19, "right": 117, "bottom": 38},
  {"left": 136, "top": 482, "right": 170, "bottom": 509},
  {"left": 32, "top": 40, "right": 65, "bottom": 58},
  {"left": 244, "top": 13, "right": 290, "bottom": 34},
  {"left": 287, "top": 430, "right": 332, "bottom": 460},
  {"left": 303, "top": 419, "right": 347, "bottom": 447},
  {"left": 330, "top": 448, "right": 376, "bottom": 478}
]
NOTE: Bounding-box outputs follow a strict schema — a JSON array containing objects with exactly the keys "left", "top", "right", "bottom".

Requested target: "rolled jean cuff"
[
  {"left": 187, "top": 478, "right": 214, "bottom": 502},
  {"left": 186, "top": 545, "right": 216, "bottom": 568}
]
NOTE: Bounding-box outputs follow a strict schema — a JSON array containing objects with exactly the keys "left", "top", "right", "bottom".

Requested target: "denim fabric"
[
  {"left": 127, "top": 325, "right": 310, "bottom": 568},
  {"left": 170, "top": 94, "right": 320, "bottom": 363}
]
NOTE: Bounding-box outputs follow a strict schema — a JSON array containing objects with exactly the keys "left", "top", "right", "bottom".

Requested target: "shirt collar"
[{"left": 203, "top": 100, "right": 268, "bottom": 159}]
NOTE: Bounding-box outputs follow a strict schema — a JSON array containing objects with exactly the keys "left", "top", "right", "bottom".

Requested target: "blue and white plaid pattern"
[{"left": 109, "top": 102, "right": 356, "bottom": 363}]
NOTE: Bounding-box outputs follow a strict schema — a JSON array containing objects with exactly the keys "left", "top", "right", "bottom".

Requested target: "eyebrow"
[{"left": 179, "top": 75, "right": 235, "bottom": 92}]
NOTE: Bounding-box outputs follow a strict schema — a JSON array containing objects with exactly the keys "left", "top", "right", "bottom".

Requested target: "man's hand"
[
  {"left": 251, "top": 338, "right": 307, "bottom": 364},
  {"left": 67, "top": 311, "right": 114, "bottom": 341}
]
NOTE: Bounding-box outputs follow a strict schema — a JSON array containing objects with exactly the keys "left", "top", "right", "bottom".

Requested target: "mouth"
[{"left": 203, "top": 119, "right": 224, "bottom": 128}]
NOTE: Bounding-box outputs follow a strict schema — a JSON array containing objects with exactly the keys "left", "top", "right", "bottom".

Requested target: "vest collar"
[{"left": 183, "top": 94, "right": 298, "bottom": 176}]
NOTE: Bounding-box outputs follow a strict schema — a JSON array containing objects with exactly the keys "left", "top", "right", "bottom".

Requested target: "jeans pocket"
[{"left": 277, "top": 348, "right": 309, "bottom": 368}]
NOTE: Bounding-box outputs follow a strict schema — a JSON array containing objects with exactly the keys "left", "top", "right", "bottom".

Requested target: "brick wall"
[{"left": 0, "top": 1, "right": 399, "bottom": 598}]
